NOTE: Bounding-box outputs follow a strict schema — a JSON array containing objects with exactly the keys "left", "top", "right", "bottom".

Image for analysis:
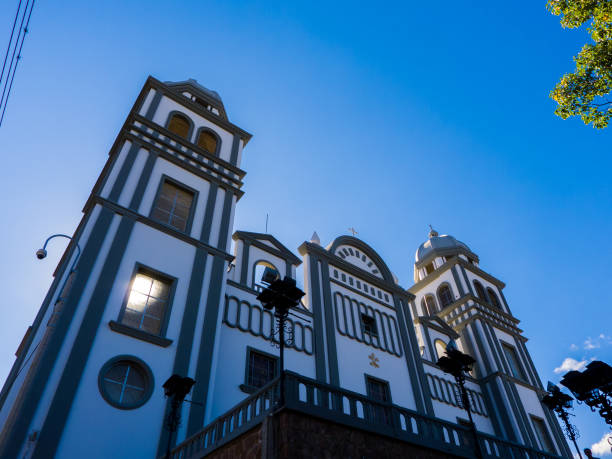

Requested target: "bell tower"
[
  {"left": 409, "top": 229, "right": 572, "bottom": 457},
  {"left": 0, "top": 77, "right": 252, "bottom": 458}
]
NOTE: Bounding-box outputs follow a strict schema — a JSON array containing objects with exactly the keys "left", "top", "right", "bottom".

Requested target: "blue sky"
[{"left": 0, "top": 0, "right": 610, "bottom": 452}]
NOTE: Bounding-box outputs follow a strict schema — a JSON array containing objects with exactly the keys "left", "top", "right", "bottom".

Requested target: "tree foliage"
[{"left": 547, "top": 0, "right": 612, "bottom": 128}]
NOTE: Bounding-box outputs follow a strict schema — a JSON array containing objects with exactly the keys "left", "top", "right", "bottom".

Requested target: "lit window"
[
  {"left": 434, "top": 339, "right": 447, "bottom": 361},
  {"left": 502, "top": 343, "right": 526, "bottom": 380},
  {"left": 361, "top": 314, "right": 378, "bottom": 339},
  {"left": 120, "top": 271, "right": 171, "bottom": 335},
  {"left": 151, "top": 179, "right": 195, "bottom": 232},
  {"left": 197, "top": 130, "right": 218, "bottom": 153},
  {"left": 487, "top": 287, "right": 502, "bottom": 308},
  {"left": 98, "top": 357, "right": 152, "bottom": 409},
  {"left": 247, "top": 349, "right": 277, "bottom": 388},
  {"left": 531, "top": 417, "right": 555, "bottom": 453},
  {"left": 437, "top": 285, "right": 454, "bottom": 309},
  {"left": 253, "top": 261, "right": 278, "bottom": 289},
  {"left": 167, "top": 113, "right": 191, "bottom": 138}
]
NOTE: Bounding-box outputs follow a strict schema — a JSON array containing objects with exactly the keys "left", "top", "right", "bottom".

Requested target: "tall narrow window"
[
  {"left": 167, "top": 113, "right": 191, "bottom": 139},
  {"left": 437, "top": 284, "right": 454, "bottom": 309},
  {"left": 120, "top": 270, "right": 172, "bottom": 335},
  {"left": 434, "top": 339, "right": 447, "bottom": 361},
  {"left": 473, "top": 280, "right": 487, "bottom": 301},
  {"left": 425, "top": 263, "right": 434, "bottom": 275},
  {"left": 246, "top": 349, "right": 277, "bottom": 388},
  {"left": 151, "top": 179, "right": 195, "bottom": 232},
  {"left": 531, "top": 416, "right": 555, "bottom": 453},
  {"left": 424, "top": 295, "right": 437, "bottom": 315},
  {"left": 252, "top": 261, "right": 278, "bottom": 290},
  {"left": 197, "top": 130, "right": 218, "bottom": 154},
  {"left": 502, "top": 343, "right": 526, "bottom": 380},
  {"left": 487, "top": 287, "right": 502, "bottom": 308},
  {"left": 366, "top": 376, "right": 391, "bottom": 424}
]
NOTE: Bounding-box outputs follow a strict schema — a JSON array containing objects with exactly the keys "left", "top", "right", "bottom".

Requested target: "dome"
[{"left": 415, "top": 228, "right": 471, "bottom": 264}]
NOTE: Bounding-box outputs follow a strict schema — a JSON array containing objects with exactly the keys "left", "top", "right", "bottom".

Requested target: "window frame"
[
  {"left": 98, "top": 355, "right": 154, "bottom": 410},
  {"left": 195, "top": 127, "right": 221, "bottom": 156},
  {"left": 360, "top": 313, "right": 378, "bottom": 340},
  {"left": 165, "top": 111, "right": 194, "bottom": 141},
  {"left": 241, "top": 346, "right": 279, "bottom": 394},
  {"left": 113, "top": 263, "right": 177, "bottom": 343},
  {"left": 437, "top": 283, "right": 454, "bottom": 309},
  {"left": 422, "top": 295, "right": 437, "bottom": 315},
  {"left": 501, "top": 341, "right": 527, "bottom": 381},
  {"left": 251, "top": 260, "right": 279, "bottom": 290},
  {"left": 149, "top": 175, "right": 199, "bottom": 234},
  {"left": 530, "top": 415, "right": 556, "bottom": 453},
  {"left": 433, "top": 339, "right": 447, "bottom": 361},
  {"left": 364, "top": 374, "right": 392, "bottom": 424},
  {"left": 473, "top": 280, "right": 488, "bottom": 302},
  {"left": 486, "top": 287, "right": 502, "bottom": 309}
]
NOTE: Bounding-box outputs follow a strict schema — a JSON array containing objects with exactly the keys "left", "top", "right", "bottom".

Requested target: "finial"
[
  {"left": 348, "top": 227, "right": 358, "bottom": 237},
  {"left": 310, "top": 231, "right": 321, "bottom": 245},
  {"left": 428, "top": 225, "right": 438, "bottom": 238}
]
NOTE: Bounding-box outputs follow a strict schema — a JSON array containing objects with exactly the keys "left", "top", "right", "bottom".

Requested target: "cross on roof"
[{"left": 348, "top": 227, "right": 358, "bottom": 237}]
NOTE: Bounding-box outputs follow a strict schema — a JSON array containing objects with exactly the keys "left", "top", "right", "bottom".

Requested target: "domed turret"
[{"left": 414, "top": 227, "right": 478, "bottom": 282}]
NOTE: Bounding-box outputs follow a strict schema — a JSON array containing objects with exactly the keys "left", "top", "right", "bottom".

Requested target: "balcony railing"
[{"left": 170, "top": 371, "right": 565, "bottom": 459}]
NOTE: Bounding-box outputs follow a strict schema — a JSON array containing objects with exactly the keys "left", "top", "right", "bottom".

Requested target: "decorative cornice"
[
  {"left": 233, "top": 231, "right": 301, "bottom": 265},
  {"left": 415, "top": 315, "right": 460, "bottom": 339},
  {"left": 457, "top": 258, "right": 506, "bottom": 289},
  {"left": 408, "top": 257, "right": 457, "bottom": 293},
  {"left": 298, "top": 241, "right": 412, "bottom": 298},
  {"left": 88, "top": 196, "right": 235, "bottom": 262},
  {"left": 146, "top": 76, "right": 253, "bottom": 144},
  {"left": 414, "top": 246, "right": 479, "bottom": 271},
  {"left": 133, "top": 113, "right": 246, "bottom": 179}
]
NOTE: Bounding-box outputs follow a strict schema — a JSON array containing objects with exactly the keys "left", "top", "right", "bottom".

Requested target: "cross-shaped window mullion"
[{"left": 168, "top": 191, "right": 180, "bottom": 223}]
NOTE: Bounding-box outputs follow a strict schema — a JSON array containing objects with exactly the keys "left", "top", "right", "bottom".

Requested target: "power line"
[
  {"left": 0, "top": 0, "right": 23, "bottom": 86},
  {"left": 0, "top": 0, "right": 35, "bottom": 128}
]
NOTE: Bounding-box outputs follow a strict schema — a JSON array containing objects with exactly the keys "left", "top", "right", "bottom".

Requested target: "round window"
[{"left": 98, "top": 356, "right": 153, "bottom": 409}]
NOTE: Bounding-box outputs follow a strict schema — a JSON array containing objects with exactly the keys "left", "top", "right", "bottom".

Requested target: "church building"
[{"left": 0, "top": 77, "right": 572, "bottom": 458}]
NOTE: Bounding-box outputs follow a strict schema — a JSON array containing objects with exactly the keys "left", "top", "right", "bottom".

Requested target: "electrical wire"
[
  {"left": 0, "top": 0, "right": 35, "bottom": 128},
  {"left": 0, "top": 0, "right": 22, "bottom": 87}
]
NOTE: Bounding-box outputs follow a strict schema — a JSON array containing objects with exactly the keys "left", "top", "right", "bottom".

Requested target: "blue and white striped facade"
[{"left": 0, "top": 77, "right": 572, "bottom": 458}]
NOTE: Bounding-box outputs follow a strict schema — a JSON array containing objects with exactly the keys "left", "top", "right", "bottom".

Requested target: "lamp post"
[
  {"left": 162, "top": 374, "right": 195, "bottom": 459},
  {"left": 541, "top": 381, "right": 582, "bottom": 458},
  {"left": 436, "top": 340, "right": 483, "bottom": 459},
  {"left": 256, "top": 267, "right": 305, "bottom": 406},
  {"left": 561, "top": 360, "right": 612, "bottom": 428}
]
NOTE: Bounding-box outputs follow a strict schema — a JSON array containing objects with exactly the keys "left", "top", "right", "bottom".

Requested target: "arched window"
[
  {"left": 421, "top": 295, "right": 437, "bottom": 315},
  {"left": 473, "top": 280, "right": 487, "bottom": 301},
  {"left": 437, "top": 284, "right": 454, "bottom": 309},
  {"left": 167, "top": 113, "right": 191, "bottom": 139},
  {"left": 252, "top": 261, "right": 278, "bottom": 289},
  {"left": 434, "top": 339, "right": 447, "bottom": 361},
  {"left": 197, "top": 129, "right": 219, "bottom": 154},
  {"left": 487, "top": 287, "right": 501, "bottom": 308}
]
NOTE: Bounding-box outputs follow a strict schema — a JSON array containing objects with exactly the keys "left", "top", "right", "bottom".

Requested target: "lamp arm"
[{"left": 41, "top": 234, "right": 81, "bottom": 272}]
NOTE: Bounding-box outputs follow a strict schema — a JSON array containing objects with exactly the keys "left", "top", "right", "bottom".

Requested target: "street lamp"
[
  {"left": 436, "top": 340, "right": 483, "bottom": 459},
  {"left": 256, "top": 267, "right": 305, "bottom": 406},
  {"left": 561, "top": 360, "right": 612, "bottom": 428},
  {"left": 162, "top": 374, "right": 195, "bottom": 459},
  {"left": 541, "top": 381, "right": 582, "bottom": 458}
]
